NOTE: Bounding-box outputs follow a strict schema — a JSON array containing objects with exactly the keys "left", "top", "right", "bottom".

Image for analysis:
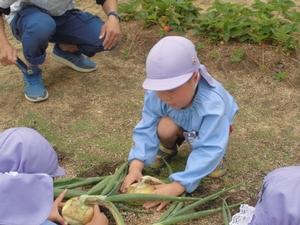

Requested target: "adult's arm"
[
  {"left": 0, "top": 13, "right": 17, "bottom": 65},
  {"left": 97, "top": 0, "right": 121, "bottom": 50}
]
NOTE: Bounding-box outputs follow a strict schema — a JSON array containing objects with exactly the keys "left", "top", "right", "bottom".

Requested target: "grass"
[
  {"left": 0, "top": 0, "right": 299, "bottom": 224},
  {"left": 19, "top": 112, "right": 67, "bottom": 150}
]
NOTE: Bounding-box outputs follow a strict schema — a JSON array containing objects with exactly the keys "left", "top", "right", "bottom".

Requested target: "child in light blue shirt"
[{"left": 121, "top": 36, "right": 238, "bottom": 211}]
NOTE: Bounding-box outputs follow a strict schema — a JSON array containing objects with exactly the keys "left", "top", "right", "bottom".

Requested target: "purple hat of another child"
[
  {"left": 143, "top": 36, "right": 201, "bottom": 91},
  {"left": 0, "top": 172, "right": 53, "bottom": 225},
  {"left": 249, "top": 166, "right": 300, "bottom": 225},
  {"left": 0, "top": 127, "right": 65, "bottom": 176},
  {"left": 230, "top": 166, "right": 300, "bottom": 225},
  {"left": 0, "top": 127, "right": 64, "bottom": 225}
]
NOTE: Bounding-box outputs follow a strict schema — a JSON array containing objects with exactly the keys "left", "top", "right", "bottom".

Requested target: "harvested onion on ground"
[
  {"left": 127, "top": 176, "right": 164, "bottom": 194},
  {"left": 62, "top": 197, "right": 94, "bottom": 225}
]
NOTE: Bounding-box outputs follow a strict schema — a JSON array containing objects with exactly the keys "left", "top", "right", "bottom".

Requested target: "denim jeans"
[{"left": 10, "top": 5, "right": 104, "bottom": 65}]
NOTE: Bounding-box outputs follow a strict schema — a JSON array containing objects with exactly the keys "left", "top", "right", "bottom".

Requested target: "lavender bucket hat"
[
  {"left": 0, "top": 127, "right": 65, "bottom": 225},
  {"left": 0, "top": 172, "right": 53, "bottom": 225},
  {"left": 143, "top": 36, "right": 216, "bottom": 91},
  {"left": 230, "top": 166, "right": 300, "bottom": 225},
  {"left": 0, "top": 127, "right": 65, "bottom": 176}
]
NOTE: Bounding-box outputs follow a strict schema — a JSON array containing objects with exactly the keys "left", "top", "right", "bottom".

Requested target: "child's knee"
[{"left": 157, "top": 117, "right": 180, "bottom": 140}]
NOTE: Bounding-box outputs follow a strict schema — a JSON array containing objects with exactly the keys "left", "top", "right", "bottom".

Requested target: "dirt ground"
[{"left": 0, "top": 0, "right": 299, "bottom": 225}]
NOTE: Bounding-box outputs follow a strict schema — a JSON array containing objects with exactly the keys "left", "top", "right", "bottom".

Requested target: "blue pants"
[{"left": 10, "top": 5, "right": 104, "bottom": 65}]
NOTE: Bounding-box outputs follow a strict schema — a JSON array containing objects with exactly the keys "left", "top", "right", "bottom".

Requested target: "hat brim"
[
  {"left": 52, "top": 166, "right": 65, "bottom": 177},
  {"left": 143, "top": 72, "right": 194, "bottom": 91}
]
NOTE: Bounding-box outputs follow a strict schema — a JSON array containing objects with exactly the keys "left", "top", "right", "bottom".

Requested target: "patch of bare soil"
[{"left": 0, "top": 1, "right": 299, "bottom": 225}]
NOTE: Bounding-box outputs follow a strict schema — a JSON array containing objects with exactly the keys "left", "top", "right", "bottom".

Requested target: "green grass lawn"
[{"left": 0, "top": 1, "right": 299, "bottom": 224}]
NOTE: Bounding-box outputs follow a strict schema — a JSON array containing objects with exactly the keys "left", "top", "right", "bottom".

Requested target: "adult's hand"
[
  {"left": 0, "top": 41, "right": 17, "bottom": 65},
  {"left": 99, "top": 16, "right": 121, "bottom": 50},
  {"left": 0, "top": 15, "right": 17, "bottom": 65}
]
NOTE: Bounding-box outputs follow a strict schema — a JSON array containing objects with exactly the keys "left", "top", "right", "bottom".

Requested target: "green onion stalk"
[
  {"left": 57, "top": 176, "right": 105, "bottom": 189},
  {"left": 159, "top": 201, "right": 185, "bottom": 223},
  {"left": 87, "top": 175, "right": 113, "bottom": 195},
  {"left": 101, "top": 162, "right": 128, "bottom": 196},
  {"left": 222, "top": 199, "right": 232, "bottom": 225},
  {"left": 54, "top": 177, "right": 85, "bottom": 188},
  {"left": 173, "top": 184, "right": 240, "bottom": 216},
  {"left": 105, "top": 193, "right": 202, "bottom": 202},
  {"left": 54, "top": 188, "right": 86, "bottom": 198},
  {"left": 96, "top": 200, "right": 126, "bottom": 225},
  {"left": 152, "top": 202, "right": 241, "bottom": 225}
]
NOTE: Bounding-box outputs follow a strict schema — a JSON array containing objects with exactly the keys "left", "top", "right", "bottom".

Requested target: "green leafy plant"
[
  {"left": 120, "top": 0, "right": 299, "bottom": 51},
  {"left": 193, "top": 0, "right": 300, "bottom": 51},
  {"left": 119, "top": 0, "right": 200, "bottom": 32}
]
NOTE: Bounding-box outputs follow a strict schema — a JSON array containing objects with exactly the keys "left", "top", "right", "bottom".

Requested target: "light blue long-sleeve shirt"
[{"left": 128, "top": 71, "right": 238, "bottom": 193}]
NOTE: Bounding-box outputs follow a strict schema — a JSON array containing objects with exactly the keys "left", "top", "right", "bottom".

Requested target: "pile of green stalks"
[{"left": 54, "top": 162, "right": 241, "bottom": 225}]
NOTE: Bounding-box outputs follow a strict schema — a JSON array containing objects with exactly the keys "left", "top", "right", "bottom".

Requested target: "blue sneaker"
[
  {"left": 52, "top": 44, "right": 97, "bottom": 72},
  {"left": 23, "top": 67, "right": 48, "bottom": 102}
]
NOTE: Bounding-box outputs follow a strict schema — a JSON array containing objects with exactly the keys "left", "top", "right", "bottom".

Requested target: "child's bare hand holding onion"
[
  {"left": 143, "top": 182, "right": 185, "bottom": 211},
  {"left": 48, "top": 189, "right": 68, "bottom": 225},
  {"left": 120, "top": 160, "right": 144, "bottom": 192}
]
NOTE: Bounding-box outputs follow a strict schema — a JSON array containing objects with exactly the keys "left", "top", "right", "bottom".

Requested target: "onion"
[
  {"left": 62, "top": 197, "right": 94, "bottom": 225},
  {"left": 127, "top": 176, "right": 164, "bottom": 194}
]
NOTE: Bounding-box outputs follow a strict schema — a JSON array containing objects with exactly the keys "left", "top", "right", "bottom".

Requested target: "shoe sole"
[
  {"left": 51, "top": 53, "right": 97, "bottom": 73},
  {"left": 25, "top": 90, "right": 49, "bottom": 103}
]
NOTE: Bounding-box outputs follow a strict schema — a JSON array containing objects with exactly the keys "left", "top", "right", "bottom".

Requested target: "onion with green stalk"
[
  {"left": 79, "top": 193, "right": 202, "bottom": 225},
  {"left": 127, "top": 175, "right": 165, "bottom": 194},
  {"left": 53, "top": 161, "right": 243, "bottom": 225},
  {"left": 62, "top": 197, "right": 94, "bottom": 225}
]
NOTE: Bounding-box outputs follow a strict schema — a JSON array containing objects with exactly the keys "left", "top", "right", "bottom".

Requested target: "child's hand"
[
  {"left": 86, "top": 205, "right": 109, "bottom": 225},
  {"left": 120, "top": 160, "right": 144, "bottom": 193},
  {"left": 120, "top": 170, "right": 143, "bottom": 193},
  {"left": 143, "top": 182, "right": 185, "bottom": 211},
  {"left": 48, "top": 189, "right": 67, "bottom": 225}
]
